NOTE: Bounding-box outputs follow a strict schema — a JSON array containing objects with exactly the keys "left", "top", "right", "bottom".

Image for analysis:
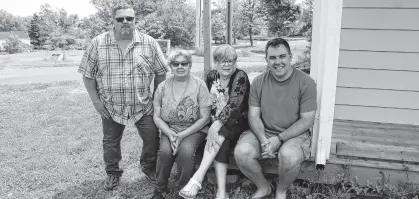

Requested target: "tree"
[
  {"left": 293, "top": 0, "right": 314, "bottom": 73},
  {"left": 33, "top": 3, "right": 83, "bottom": 50},
  {"left": 0, "top": 9, "right": 29, "bottom": 31},
  {"left": 236, "top": 0, "right": 264, "bottom": 46},
  {"left": 134, "top": 0, "right": 195, "bottom": 48},
  {"left": 261, "top": 0, "right": 301, "bottom": 36},
  {"left": 88, "top": 0, "right": 195, "bottom": 48},
  {"left": 148, "top": 0, "right": 195, "bottom": 48},
  {"left": 28, "top": 13, "right": 42, "bottom": 48},
  {"left": 36, "top": 4, "right": 64, "bottom": 49},
  {"left": 299, "top": 0, "right": 314, "bottom": 36},
  {"left": 88, "top": 0, "right": 160, "bottom": 38},
  {"left": 211, "top": 0, "right": 244, "bottom": 44},
  {"left": 211, "top": 10, "right": 226, "bottom": 43}
]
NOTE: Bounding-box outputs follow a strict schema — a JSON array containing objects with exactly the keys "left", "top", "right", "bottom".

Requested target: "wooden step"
[
  {"left": 332, "top": 133, "right": 419, "bottom": 147},
  {"left": 335, "top": 141, "right": 419, "bottom": 163},
  {"left": 328, "top": 154, "right": 419, "bottom": 172}
]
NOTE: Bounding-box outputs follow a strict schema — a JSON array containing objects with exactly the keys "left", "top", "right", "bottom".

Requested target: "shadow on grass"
[
  {"left": 49, "top": 172, "right": 259, "bottom": 199},
  {"left": 52, "top": 178, "right": 155, "bottom": 199}
]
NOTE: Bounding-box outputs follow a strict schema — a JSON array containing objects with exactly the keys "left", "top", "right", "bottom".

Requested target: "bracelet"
[{"left": 277, "top": 134, "right": 284, "bottom": 145}]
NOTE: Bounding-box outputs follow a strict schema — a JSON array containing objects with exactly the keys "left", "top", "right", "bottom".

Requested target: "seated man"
[{"left": 234, "top": 38, "right": 317, "bottom": 199}]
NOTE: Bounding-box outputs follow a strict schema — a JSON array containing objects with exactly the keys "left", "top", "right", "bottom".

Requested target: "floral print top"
[
  {"left": 153, "top": 75, "right": 212, "bottom": 133},
  {"left": 209, "top": 78, "right": 230, "bottom": 123},
  {"left": 206, "top": 69, "right": 250, "bottom": 137}
]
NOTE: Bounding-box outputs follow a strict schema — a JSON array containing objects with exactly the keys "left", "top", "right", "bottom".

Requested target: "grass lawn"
[
  {"left": 0, "top": 81, "right": 155, "bottom": 199},
  {"left": 0, "top": 80, "right": 261, "bottom": 199},
  {"left": 0, "top": 78, "right": 314, "bottom": 199}
]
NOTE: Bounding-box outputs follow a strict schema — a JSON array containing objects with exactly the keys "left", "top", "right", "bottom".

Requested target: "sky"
[
  {"left": 1, "top": 0, "right": 304, "bottom": 18},
  {"left": 0, "top": 0, "right": 98, "bottom": 17}
]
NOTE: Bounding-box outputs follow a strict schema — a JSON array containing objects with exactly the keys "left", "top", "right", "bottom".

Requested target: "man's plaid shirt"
[{"left": 78, "top": 28, "right": 169, "bottom": 125}]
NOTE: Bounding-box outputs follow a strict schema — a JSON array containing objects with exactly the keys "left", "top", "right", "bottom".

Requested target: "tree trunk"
[{"left": 249, "top": 28, "right": 253, "bottom": 46}]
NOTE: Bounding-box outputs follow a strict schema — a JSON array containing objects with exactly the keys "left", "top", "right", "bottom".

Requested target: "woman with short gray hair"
[{"left": 180, "top": 45, "right": 250, "bottom": 199}]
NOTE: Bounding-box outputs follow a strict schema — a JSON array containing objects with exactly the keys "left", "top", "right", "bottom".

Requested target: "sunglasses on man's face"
[
  {"left": 171, "top": 62, "right": 189, "bottom": 67},
  {"left": 115, "top": 17, "right": 134, "bottom": 23}
]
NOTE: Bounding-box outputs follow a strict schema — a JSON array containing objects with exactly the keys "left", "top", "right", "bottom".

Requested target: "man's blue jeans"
[
  {"left": 155, "top": 131, "right": 206, "bottom": 192},
  {"left": 102, "top": 115, "right": 159, "bottom": 176}
]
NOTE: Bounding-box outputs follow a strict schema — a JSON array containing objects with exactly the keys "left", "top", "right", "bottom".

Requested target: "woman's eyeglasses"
[
  {"left": 115, "top": 17, "right": 134, "bottom": 23},
  {"left": 171, "top": 62, "right": 189, "bottom": 67},
  {"left": 219, "top": 60, "right": 236, "bottom": 66}
]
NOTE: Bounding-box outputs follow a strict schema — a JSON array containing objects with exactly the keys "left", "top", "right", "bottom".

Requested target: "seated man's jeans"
[
  {"left": 102, "top": 115, "right": 159, "bottom": 176},
  {"left": 155, "top": 131, "right": 206, "bottom": 192}
]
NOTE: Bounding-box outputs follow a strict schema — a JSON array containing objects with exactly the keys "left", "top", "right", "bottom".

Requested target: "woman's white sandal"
[{"left": 179, "top": 178, "right": 202, "bottom": 199}]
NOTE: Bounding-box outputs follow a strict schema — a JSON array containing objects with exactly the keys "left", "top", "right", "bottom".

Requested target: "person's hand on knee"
[
  {"left": 261, "top": 136, "right": 282, "bottom": 159},
  {"left": 206, "top": 125, "right": 222, "bottom": 152},
  {"left": 206, "top": 134, "right": 221, "bottom": 153}
]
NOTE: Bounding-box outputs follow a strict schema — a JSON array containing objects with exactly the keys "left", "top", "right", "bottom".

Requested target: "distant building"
[{"left": 0, "top": 31, "right": 30, "bottom": 50}]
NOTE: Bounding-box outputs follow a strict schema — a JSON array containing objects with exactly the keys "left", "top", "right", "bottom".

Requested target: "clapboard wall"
[{"left": 334, "top": 0, "right": 419, "bottom": 125}]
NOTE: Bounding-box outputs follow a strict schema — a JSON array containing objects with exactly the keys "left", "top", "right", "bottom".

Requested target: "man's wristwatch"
[{"left": 277, "top": 134, "right": 284, "bottom": 145}]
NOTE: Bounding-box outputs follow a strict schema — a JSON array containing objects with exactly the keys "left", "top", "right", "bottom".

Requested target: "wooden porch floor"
[
  {"left": 298, "top": 119, "right": 419, "bottom": 185},
  {"left": 331, "top": 119, "right": 419, "bottom": 164}
]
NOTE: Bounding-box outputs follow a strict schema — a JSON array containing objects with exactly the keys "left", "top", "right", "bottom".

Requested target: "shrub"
[
  {"left": 72, "top": 39, "right": 89, "bottom": 50},
  {"left": 3, "top": 34, "right": 29, "bottom": 54},
  {"left": 293, "top": 34, "right": 312, "bottom": 74},
  {"left": 194, "top": 46, "right": 205, "bottom": 57},
  {"left": 293, "top": 49, "right": 311, "bottom": 74}
]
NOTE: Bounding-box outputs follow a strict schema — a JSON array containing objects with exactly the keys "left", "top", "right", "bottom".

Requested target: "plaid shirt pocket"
[{"left": 133, "top": 55, "right": 154, "bottom": 104}]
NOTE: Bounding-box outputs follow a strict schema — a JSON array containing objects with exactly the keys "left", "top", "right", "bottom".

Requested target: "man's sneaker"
[
  {"left": 151, "top": 190, "right": 165, "bottom": 199},
  {"left": 143, "top": 170, "right": 157, "bottom": 184},
  {"left": 103, "top": 175, "right": 120, "bottom": 191}
]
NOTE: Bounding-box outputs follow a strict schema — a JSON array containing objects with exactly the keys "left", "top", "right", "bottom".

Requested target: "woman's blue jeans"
[{"left": 155, "top": 131, "right": 206, "bottom": 192}]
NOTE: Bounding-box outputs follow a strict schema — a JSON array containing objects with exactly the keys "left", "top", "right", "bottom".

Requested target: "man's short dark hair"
[
  {"left": 265, "top": 38, "right": 291, "bottom": 57},
  {"left": 112, "top": 2, "right": 134, "bottom": 18}
]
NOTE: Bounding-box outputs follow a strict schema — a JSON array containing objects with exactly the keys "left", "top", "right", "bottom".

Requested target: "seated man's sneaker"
[{"left": 103, "top": 175, "right": 120, "bottom": 191}]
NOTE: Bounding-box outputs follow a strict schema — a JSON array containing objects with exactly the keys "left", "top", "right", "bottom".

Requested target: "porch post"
[
  {"left": 226, "top": 0, "right": 233, "bottom": 44},
  {"left": 203, "top": 0, "right": 212, "bottom": 81},
  {"left": 309, "top": 0, "right": 343, "bottom": 167},
  {"left": 195, "top": 0, "right": 202, "bottom": 49}
]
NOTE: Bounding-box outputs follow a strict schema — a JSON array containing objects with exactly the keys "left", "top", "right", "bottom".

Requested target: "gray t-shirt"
[
  {"left": 153, "top": 75, "right": 212, "bottom": 132},
  {"left": 249, "top": 68, "right": 317, "bottom": 134}
]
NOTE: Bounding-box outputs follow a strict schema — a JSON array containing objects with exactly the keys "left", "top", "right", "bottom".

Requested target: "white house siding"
[{"left": 334, "top": 0, "right": 419, "bottom": 125}]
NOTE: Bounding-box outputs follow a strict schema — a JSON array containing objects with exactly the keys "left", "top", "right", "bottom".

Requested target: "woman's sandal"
[{"left": 179, "top": 178, "right": 202, "bottom": 199}]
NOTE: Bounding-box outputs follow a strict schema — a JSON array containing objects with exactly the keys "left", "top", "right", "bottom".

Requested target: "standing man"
[
  {"left": 234, "top": 38, "right": 317, "bottom": 199},
  {"left": 78, "top": 3, "right": 169, "bottom": 191}
]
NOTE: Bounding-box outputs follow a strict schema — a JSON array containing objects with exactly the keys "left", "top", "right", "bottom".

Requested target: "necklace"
[
  {"left": 215, "top": 78, "right": 228, "bottom": 94},
  {"left": 219, "top": 75, "right": 230, "bottom": 88},
  {"left": 172, "top": 76, "right": 190, "bottom": 101}
]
